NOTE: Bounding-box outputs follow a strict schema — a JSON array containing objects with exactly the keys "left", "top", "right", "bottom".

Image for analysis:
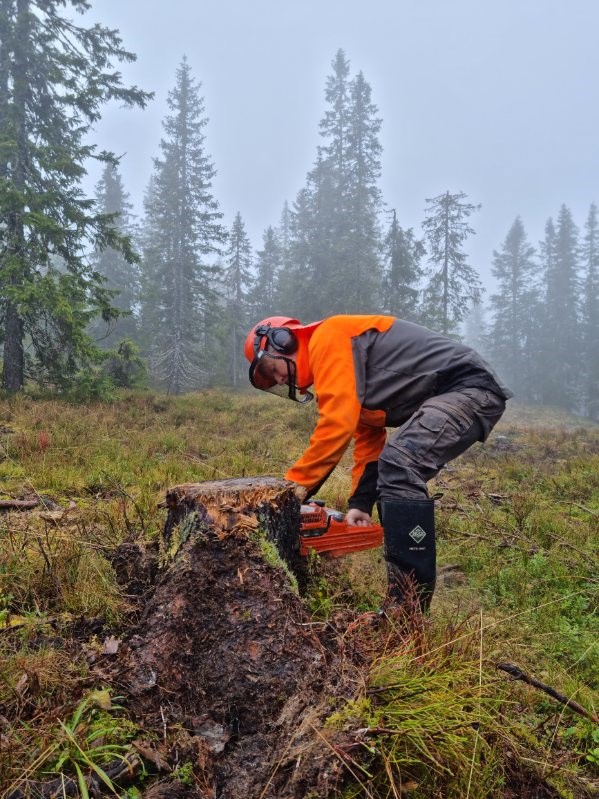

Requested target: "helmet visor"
[{"left": 249, "top": 351, "right": 313, "bottom": 403}]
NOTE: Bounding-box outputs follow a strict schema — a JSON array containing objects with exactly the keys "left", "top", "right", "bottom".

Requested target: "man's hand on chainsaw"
[
  {"left": 346, "top": 508, "right": 372, "bottom": 527},
  {"left": 291, "top": 483, "right": 308, "bottom": 502}
]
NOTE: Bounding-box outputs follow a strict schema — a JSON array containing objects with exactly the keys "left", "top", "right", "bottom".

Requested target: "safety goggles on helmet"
[{"left": 248, "top": 325, "right": 313, "bottom": 403}]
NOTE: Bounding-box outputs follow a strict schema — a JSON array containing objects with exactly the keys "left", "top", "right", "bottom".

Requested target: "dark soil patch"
[{"left": 109, "top": 539, "right": 160, "bottom": 602}]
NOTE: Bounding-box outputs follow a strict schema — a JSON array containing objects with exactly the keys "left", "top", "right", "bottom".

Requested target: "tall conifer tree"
[
  {"left": 303, "top": 153, "right": 337, "bottom": 318},
  {"left": 223, "top": 212, "right": 253, "bottom": 387},
  {"left": 251, "top": 226, "right": 282, "bottom": 321},
  {"left": 537, "top": 206, "right": 580, "bottom": 409},
  {"left": 286, "top": 50, "right": 383, "bottom": 319},
  {"left": 463, "top": 301, "right": 488, "bottom": 357},
  {"left": 293, "top": 50, "right": 352, "bottom": 318},
  {"left": 89, "top": 163, "right": 139, "bottom": 346},
  {"left": 273, "top": 201, "right": 296, "bottom": 313},
  {"left": 381, "top": 210, "right": 425, "bottom": 320},
  {"left": 0, "top": 0, "right": 150, "bottom": 391},
  {"left": 488, "top": 217, "right": 538, "bottom": 399},
  {"left": 279, "top": 188, "right": 316, "bottom": 319},
  {"left": 342, "top": 69, "right": 383, "bottom": 310},
  {"left": 421, "top": 191, "right": 482, "bottom": 335},
  {"left": 581, "top": 203, "right": 599, "bottom": 418},
  {"left": 140, "top": 58, "right": 225, "bottom": 394},
  {"left": 278, "top": 202, "right": 292, "bottom": 276}
]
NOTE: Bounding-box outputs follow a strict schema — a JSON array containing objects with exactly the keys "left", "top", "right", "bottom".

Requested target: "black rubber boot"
[{"left": 379, "top": 498, "right": 436, "bottom": 612}]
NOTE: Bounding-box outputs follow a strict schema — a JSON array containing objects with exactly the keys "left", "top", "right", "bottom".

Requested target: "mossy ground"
[{"left": 0, "top": 391, "right": 597, "bottom": 797}]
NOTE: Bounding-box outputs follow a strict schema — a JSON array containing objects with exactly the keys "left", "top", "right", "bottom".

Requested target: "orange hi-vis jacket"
[{"left": 284, "top": 315, "right": 511, "bottom": 511}]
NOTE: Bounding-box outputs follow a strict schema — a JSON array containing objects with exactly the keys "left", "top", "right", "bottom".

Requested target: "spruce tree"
[
  {"left": 297, "top": 49, "right": 352, "bottom": 318},
  {"left": 0, "top": 0, "right": 151, "bottom": 392},
  {"left": 273, "top": 200, "right": 295, "bottom": 314},
  {"left": 319, "top": 49, "right": 351, "bottom": 192},
  {"left": 341, "top": 69, "right": 383, "bottom": 310},
  {"left": 303, "top": 153, "right": 338, "bottom": 319},
  {"left": 581, "top": 203, "right": 599, "bottom": 418},
  {"left": 279, "top": 202, "right": 292, "bottom": 270},
  {"left": 139, "top": 58, "right": 225, "bottom": 394},
  {"left": 89, "top": 163, "right": 139, "bottom": 346},
  {"left": 537, "top": 207, "right": 580, "bottom": 409},
  {"left": 421, "top": 191, "right": 482, "bottom": 335},
  {"left": 463, "top": 300, "right": 488, "bottom": 356},
  {"left": 286, "top": 50, "right": 383, "bottom": 318},
  {"left": 278, "top": 188, "right": 317, "bottom": 319},
  {"left": 251, "top": 225, "right": 282, "bottom": 321},
  {"left": 381, "top": 210, "right": 425, "bottom": 320},
  {"left": 488, "top": 217, "right": 538, "bottom": 399},
  {"left": 223, "top": 212, "right": 253, "bottom": 387}
]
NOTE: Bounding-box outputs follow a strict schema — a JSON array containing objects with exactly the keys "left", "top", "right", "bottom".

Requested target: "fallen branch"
[
  {"left": 544, "top": 528, "right": 593, "bottom": 559},
  {"left": 574, "top": 503, "right": 599, "bottom": 518},
  {"left": 446, "top": 527, "right": 496, "bottom": 545},
  {"left": 0, "top": 499, "right": 39, "bottom": 510},
  {"left": 496, "top": 662, "right": 598, "bottom": 723}
]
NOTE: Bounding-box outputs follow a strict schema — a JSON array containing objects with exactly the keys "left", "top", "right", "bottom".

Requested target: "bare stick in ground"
[{"left": 496, "top": 662, "right": 598, "bottom": 723}]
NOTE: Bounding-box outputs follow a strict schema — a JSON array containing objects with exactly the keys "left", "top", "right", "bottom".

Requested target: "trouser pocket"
[{"left": 377, "top": 391, "right": 489, "bottom": 498}]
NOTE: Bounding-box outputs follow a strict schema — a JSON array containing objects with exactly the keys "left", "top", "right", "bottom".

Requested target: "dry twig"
[{"left": 496, "top": 662, "right": 598, "bottom": 723}]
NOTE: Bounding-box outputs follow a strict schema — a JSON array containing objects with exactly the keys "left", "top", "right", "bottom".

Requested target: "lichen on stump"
[{"left": 116, "top": 477, "right": 346, "bottom": 798}]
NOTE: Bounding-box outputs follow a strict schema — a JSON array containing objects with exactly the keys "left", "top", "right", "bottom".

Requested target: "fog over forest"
[
  {"left": 88, "top": 0, "right": 599, "bottom": 286},
  {"left": 1, "top": 0, "right": 599, "bottom": 415}
]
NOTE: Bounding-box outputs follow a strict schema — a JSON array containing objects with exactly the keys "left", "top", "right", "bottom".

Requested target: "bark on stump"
[{"left": 116, "top": 477, "right": 347, "bottom": 799}]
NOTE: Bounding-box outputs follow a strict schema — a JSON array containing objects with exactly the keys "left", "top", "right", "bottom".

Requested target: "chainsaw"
[{"left": 299, "top": 499, "right": 383, "bottom": 558}]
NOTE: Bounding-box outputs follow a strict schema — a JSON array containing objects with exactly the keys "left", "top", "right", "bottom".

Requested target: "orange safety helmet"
[{"left": 244, "top": 316, "right": 315, "bottom": 402}]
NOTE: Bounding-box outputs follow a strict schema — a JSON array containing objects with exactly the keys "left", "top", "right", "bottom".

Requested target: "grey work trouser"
[{"left": 377, "top": 388, "right": 506, "bottom": 500}]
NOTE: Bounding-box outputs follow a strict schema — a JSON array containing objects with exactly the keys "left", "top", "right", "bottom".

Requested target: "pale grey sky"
[{"left": 89, "top": 0, "right": 599, "bottom": 287}]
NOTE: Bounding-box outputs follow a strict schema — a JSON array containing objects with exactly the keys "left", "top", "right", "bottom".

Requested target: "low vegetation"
[{"left": 0, "top": 390, "right": 597, "bottom": 797}]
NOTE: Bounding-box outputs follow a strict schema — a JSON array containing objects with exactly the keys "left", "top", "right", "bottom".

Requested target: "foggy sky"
[{"left": 88, "top": 0, "right": 599, "bottom": 288}]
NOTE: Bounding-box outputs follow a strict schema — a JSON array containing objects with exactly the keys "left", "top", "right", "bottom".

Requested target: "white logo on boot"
[{"left": 409, "top": 525, "right": 426, "bottom": 544}]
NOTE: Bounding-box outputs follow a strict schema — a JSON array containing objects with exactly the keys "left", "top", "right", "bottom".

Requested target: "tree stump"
[
  {"left": 162, "top": 476, "right": 304, "bottom": 574},
  {"left": 116, "top": 478, "right": 348, "bottom": 799}
]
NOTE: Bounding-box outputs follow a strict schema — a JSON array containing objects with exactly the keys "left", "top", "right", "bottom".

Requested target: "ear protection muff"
[{"left": 254, "top": 324, "right": 298, "bottom": 356}]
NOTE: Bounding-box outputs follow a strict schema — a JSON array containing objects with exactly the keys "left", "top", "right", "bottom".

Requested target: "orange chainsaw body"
[{"left": 299, "top": 500, "right": 383, "bottom": 558}]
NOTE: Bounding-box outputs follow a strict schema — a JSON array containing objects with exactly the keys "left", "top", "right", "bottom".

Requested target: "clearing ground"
[{"left": 0, "top": 392, "right": 597, "bottom": 798}]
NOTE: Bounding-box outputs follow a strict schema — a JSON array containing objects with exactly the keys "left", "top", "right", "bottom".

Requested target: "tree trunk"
[
  {"left": 2, "top": 301, "right": 24, "bottom": 392},
  {"left": 2, "top": 0, "right": 29, "bottom": 392}
]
